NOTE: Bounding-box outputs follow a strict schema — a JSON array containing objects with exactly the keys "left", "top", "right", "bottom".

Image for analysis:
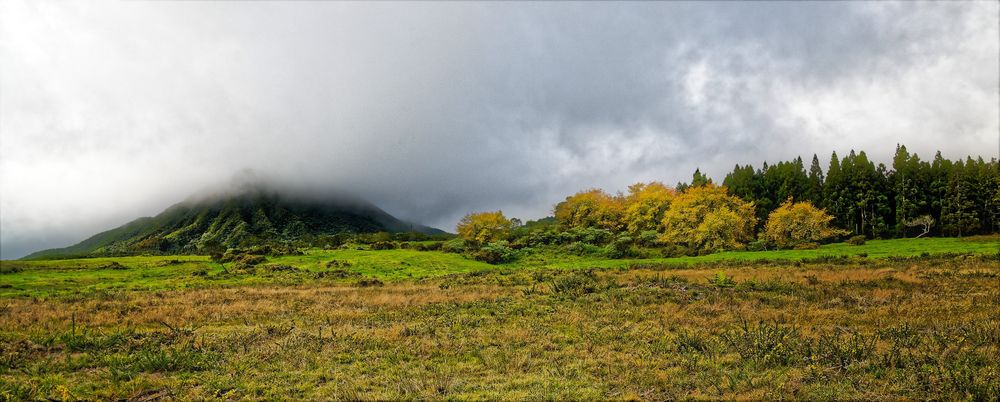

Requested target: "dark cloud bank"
[{"left": 1, "top": 1, "right": 997, "bottom": 258}]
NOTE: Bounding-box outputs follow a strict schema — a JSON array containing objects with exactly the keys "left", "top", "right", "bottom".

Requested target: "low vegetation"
[
  {"left": 3, "top": 237, "right": 997, "bottom": 299},
  {"left": 1, "top": 247, "right": 998, "bottom": 399}
]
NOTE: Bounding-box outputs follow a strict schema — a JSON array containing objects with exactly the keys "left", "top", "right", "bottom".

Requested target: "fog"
[{"left": 1, "top": 1, "right": 997, "bottom": 258}]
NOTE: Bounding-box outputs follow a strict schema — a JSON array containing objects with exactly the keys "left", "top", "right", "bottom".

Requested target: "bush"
[
  {"left": 847, "top": 235, "right": 866, "bottom": 246},
  {"left": 355, "top": 278, "right": 384, "bottom": 287},
  {"left": 793, "top": 242, "right": 819, "bottom": 250},
  {"left": 637, "top": 230, "right": 661, "bottom": 247},
  {"left": 566, "top": 241, "right": 602, "bottom": 256},
  {"left": 414, "top": 242, "right": 443, "bottom": 251},
  {"left": 576, "top": 227, "right": 613, "bottom": 245},
  {"left": 556, "top": 231, "right": 578, "bottom": 245},
  {"left": 313, "top": 234, "right": 350, "bottom": 249},
  {"left": 258, "top": 243, "right": 302, "bottom": 256},
  {"left": 209, "top": 252, "right": 224, "bottom": 263},
  {"left": 441, "top": 239, "right": 467, "bottom": 253},
  {"left": 527, "top": 229, "right": 558, "bottom": 246},
  {"left": 472, "top": 241, "right": 519, "bottom": 264},
  {"left": 605, "top": 235, "right": 636, "bottom": 259},
  {"left": 232, "top": 254, "right": 266, "bottom": 270},
  {"left": 370, "top": 241, "right": 398, "bottom": 250},
  {"left": 661, "top": 244, "right": 695, "bottom": 258},
  {"left": 105, "top": 262, "right": 129, "bottom": 270},
  {"left": 745, "top": 240, "right": 769, "bottom": 252},
  {"left": 553, "top": 228, "right": 614, "bottom": 245}
]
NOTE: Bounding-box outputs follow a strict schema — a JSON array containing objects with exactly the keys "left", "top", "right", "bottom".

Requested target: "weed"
[
  {"left": 722, "top": 319, "right": 802, "bottom": 367},
  {"left": 708, "top": 272, "right": 736, "bottom": 288},
  {"left": 550, "top": 271, "right": 600, "bottom": 296}
]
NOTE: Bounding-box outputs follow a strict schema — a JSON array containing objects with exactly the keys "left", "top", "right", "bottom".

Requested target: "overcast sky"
[{"left": 1, "top": 1, "right": 998, "bottom": 259}]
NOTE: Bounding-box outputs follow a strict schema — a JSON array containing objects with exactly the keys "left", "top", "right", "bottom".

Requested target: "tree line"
[
  {"left": 719, "top": 145, "right": 998, "bottom": 238},
  {"left": 456, "top": 145, "right": 998, "bottom": 258}
]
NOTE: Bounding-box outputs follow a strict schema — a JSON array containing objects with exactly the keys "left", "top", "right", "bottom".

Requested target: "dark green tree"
[
  {"left": 940, "top": 159, "right": 979, "bottom": 237},
  {"left": 806, "top": 154, "right": 824, "bottom": 204}
]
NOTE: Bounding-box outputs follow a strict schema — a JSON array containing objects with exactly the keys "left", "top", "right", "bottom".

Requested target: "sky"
[{"left": 1, "top": 1, "right": 998, "bottom": 259}]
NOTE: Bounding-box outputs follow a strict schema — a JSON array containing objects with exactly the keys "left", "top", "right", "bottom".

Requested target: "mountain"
[{"left": 23, "top": 185, "right": 444, "bottom": 260}]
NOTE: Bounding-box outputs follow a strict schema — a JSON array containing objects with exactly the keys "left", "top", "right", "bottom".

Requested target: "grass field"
[
  {"left": 1, "top": 237, "right": 996, "bottom": 298},
  {"left": 1, "top": 237, "right": 999, "bottom": 399}
]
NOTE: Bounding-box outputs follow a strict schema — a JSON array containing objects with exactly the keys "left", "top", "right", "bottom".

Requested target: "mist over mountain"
[
  {"left": 23, "top": 179, "right": 443, "bottom": 260},
  {"left": 1, "top": 1, "right": 996, "bottom": 259}
]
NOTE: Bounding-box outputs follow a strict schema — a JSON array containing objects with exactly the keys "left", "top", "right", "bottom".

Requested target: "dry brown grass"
[{"left": 1, "top": 257, "right": 998, "bottom": 400}]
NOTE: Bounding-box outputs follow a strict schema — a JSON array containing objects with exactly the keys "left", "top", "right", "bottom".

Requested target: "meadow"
[{"left": 1, "top": 237, "right": 998, "bottom": 399}]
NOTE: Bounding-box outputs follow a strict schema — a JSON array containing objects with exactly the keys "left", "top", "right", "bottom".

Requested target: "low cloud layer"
[{"left": 1, "top": 1, "right": 997, "bottom": 258}]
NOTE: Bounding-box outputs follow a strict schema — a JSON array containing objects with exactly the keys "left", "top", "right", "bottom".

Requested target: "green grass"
[
  {"left": 268, "top": 249, "right": 495, "bottom": 280},
  {"left": 0, "top": 250, "right": 496, "bottom": 298},
  {"left": 536, "top": 237, "right": 1000, "bottom": 270},
  {"left": 1, "top": 237, "right": 998, "bottom": 399},
  {"left": 1, "top": 237, "right": 996, "bottom": 299}
]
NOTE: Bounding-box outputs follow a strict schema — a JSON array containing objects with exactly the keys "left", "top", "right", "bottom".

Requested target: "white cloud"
[{"left": 1, "top": 0, "right": 996, "bottom": 258}]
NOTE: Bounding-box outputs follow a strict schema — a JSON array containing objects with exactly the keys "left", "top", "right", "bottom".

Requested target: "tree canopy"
[
  {"left": 659, "top": 184, "right": 757, "bottom": 252},
  {"left": 553, "top": 189, "right": 625, "bottom": 232},
  {"left": 456, "top": 211, "right": 514, "bottom": 246},
  {"left": 622, "top": 182, "right": 676, "bottom": 236},
  {"left": 763, "top": 199, "right": 847, "bottom": 248}
]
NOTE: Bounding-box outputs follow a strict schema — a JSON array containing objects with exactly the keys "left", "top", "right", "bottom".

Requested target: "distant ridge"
[{"left": 23, "top": 182, "right": 444, "bottom": 260}]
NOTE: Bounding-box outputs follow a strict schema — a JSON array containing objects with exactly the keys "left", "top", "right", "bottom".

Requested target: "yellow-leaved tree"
[
  {"left": 623, "top": 182, "right": 676, "bottom": 235},
  {"left": 763, "top": 199, "right": 847, "bottom": 248},
  {"left": 660, "top": 184, "right": 756, "bottom": 251},
  {"left": 553, "top": 189, "right": 625, "bottom": 231},
  {"left": 456, "top": 211, "right": 514, "bottom": 246}
]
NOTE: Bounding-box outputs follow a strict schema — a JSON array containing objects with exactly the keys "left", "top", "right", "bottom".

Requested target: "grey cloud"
[{"left": 1, "top": 1, "right": 996, "bottom": 258}]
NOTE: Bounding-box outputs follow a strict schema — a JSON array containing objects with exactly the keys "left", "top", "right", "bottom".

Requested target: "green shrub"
[
  {"left": 577, "top": 227, "right": 613, "bottom": 245},
  {"left": 472, "top": 241, "right": 519, "bottom": 264},
  {"left": 708, "top": 271, "right": 736, "bottom": 288},
  {"left": 556, "top": 231, "right": 577, "bottom": 245},
  {"left": 605, "top": 235, "right": 636, "bottom": 259},
  {"left": 661, "top": 244, "right": 695, "bottom": 258},
  {"left": 226, "top": 253, "right": 266, "bottom": 271},
  {"left": 414, "top": 242, "right": 443, "bottom": 251},
  {"left": 637, "top": 230, "right": 660, "bottom": 247},
  {"left": 554, "top": 228, "right": 614, "bottom": 245},
  {"left": 566, "top": 241, "right": 602, "bottom": 256},
  {"left": 236, "top": 254, "right": 266, "bottom": 266},
  {"left": 847, "top": 235, "right": 866, "bottom": 246},
  {"left": 441, "top": 239, "right": 467, "bottom": 253}
]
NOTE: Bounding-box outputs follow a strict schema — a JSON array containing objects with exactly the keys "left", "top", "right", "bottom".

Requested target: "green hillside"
[{"left": 23, "top": 188, "right": 443, "bottom": 260}]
